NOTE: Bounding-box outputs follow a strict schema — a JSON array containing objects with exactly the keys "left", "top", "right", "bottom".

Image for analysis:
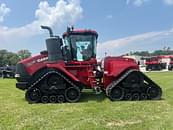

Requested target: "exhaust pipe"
[
  {"left": 41, "top": 25, "right": 63, "bottom": 62},
  {"left": 41, "top": 26, "right": 54, "bottom": 37}
]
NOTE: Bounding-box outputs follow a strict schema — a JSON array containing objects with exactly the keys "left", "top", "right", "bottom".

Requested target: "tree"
[
  {"left": 9, "top": 54, "right": 20, "bottom": 65},
  {"left": 17, "top": 50, "right": 31, "bottom": 60},
  {"left": 0, "top": 50, "right": 20, "bottom": 66},
  {"left": 167, "top": 47, "right": 171, "bottom": 51},
  {"left": 130, "top": 48, "right": 173, "bottom": 56},
  {"left": 132, "top": 51, "right": 150, "bottom": 56}
]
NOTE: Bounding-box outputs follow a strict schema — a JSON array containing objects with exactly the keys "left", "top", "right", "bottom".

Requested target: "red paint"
[
  {"left": 18, "top": 29, "right": 139, "bottom": 90},
  {"left": 20, "top": 53, "right": 139, "bottom": 89},
  {"left": 145, "top": 56, "right": 164, "bottom": 65},
  {"left": 103, "top": 56, "right": 139, "bottom": 87},
  {"left": 21, "top": 54, "right": 48, "bottom": 75}
]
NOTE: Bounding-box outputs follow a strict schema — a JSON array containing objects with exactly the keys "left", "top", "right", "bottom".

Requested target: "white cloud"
[
  {"left": 97, "top": 28, "right": 173, "bottom": 58},
  {"left": 127, "top": 0, "right": 173, "bottom": 6},
  {"left": 0, "top": 0, "right": 83, "bottom": 50},
  {"left": 164, "top": 0, "right": 173, "bottom": 5},
  {"left": 106, "top": 14, "right": 113, "bottom": 19},
  {"left": 0, "top": 3, "right": 11, "bottom": 22},
  {"left": 126, "top": 0, "right": 149, "bottom": 6}
]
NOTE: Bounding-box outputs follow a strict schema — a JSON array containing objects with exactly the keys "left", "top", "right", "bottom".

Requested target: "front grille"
[{"left": 16, "top": 63, "right": 30, "bottom": 82}]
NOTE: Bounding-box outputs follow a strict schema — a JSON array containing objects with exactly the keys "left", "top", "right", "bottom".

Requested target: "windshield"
[{"left": 64, "top": 35, "right": 97, "bottom": 61}]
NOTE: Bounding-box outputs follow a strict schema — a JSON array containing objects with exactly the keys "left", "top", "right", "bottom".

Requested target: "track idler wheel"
[
  {"left": 25, "top": 88, "right": 41, "bottom": 103},
  {"left": 65, "top": 87, "right": 81, "bottom": 103},
  {"left": 49, "top": 95, "right": 56, "bottom": 103},
  {"left": 124, "top": 93, "right": 132, "bottom": 101},
  {"left": 57, "top": 95, "right": 65, "bottom": 103},
  {"left": 41, "top": 96, "right": 49, "bottom": 103},
  {"left": 109, "top": 86, "right": 124, "bottom": 101},
  {"left": 147, "top": 86, "right": 162, "bottom": 100},
  {"left": 132, "top": 93, "right": 140, "bottom": 101},
  {"left": 140, "top": 93, "right": 148, "bottom": 100}
]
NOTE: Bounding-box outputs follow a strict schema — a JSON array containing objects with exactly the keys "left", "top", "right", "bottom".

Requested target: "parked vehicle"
[
  {"left": 168, "top": 56, "right": 173, "bottom": 71},
  {"left": 15, "top": 26, "right": 162, "bottom": 103},
  {"left": 0, "top": 66, "right": 16, "bottom": 78},
  {"left": 145, "top": 56, "right": 167, "bottom": 71}
]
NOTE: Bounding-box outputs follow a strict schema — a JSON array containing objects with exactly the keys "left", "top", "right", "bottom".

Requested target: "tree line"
[
  {"left": 0, "top": 49, "right": 31, "bottom": 66},
  {"left": 130, "top": 47, "right": 173, "bottom": 56}
]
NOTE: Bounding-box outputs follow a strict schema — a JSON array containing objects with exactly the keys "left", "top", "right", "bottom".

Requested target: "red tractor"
[
  {"left": 168, "top": 56, "right": 173, "bottom": 71},
  {"left": 15, "top": 26, "right": 162, "bottom": 103},
  {"left": 145, "top": 56, "right": 167, "bottom": 71}
]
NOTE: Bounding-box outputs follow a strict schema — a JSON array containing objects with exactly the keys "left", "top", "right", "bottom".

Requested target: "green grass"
[{"left": 0, "top": 72, "right": 173, "bottom": 130}]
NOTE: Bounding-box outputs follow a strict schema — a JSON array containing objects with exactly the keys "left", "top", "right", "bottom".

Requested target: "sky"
[{"left": 0, "top": 0, "right": 173, "bottom": 58}]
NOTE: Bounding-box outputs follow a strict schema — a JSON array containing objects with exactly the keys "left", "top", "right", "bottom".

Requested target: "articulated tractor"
[{"left": 15, "top": 26, "right": 162, "bottom": 103}]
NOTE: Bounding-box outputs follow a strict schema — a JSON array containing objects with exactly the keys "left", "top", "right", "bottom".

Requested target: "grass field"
[{"left": 0, "top": 72, "right": 173, "bottom": 130}]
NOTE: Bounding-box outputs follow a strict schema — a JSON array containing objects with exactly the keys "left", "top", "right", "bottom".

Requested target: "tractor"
[
  {"left": 15, "top": 26, "right": 162, "bottom": 103},
  {"left": 0, "top": 66, "right": 15, "bottom": 79},
  {"left": 145, "top": 56, "right": 167, "bottom": 71},
  {"left": 168, "top": 56, "right": 173, "bottom": 71}
]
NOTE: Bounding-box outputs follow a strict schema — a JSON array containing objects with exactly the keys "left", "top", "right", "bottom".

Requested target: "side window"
[
  {"left": 63, "top": 35, "right": 96, "bottom": 61},
  {"left": 93, "top": 37, "right": 97, "bottom": 57},
  {"left": 64, "top": 38, "right": 70, "bottom": 50},
  {"left": 63, "top": 37, "right": 72, "bottom": 61}
]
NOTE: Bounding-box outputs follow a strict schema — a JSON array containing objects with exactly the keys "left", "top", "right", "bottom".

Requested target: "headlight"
[{"left": 15, "top": 74, "right": 20, "bottom": 78}]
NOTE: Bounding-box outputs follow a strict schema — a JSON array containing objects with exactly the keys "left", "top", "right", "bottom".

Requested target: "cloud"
[
  {"left": 0, "top": 0, "right": 83, "bottom": 50},
  {"left": 164, "top": 0, "right": 173, "bottom": 5},
  {"left": 126, "top": 0, "right": 149, "bottom": 6},
  {"left": 106, "top": 14, "right": 113, "bottom": 19},
  {"left": 126, "top": 0, "right": 173, "bottom": 6},
  {"left": 97, "top": 28, "right": 173, "bottom": 58},
  {"left": 0, "top": 3, "right": 11, "bottom": 22}
]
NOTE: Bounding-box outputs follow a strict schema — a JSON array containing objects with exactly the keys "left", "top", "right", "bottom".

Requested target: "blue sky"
[{"left": 0, "top": 0, "right": 173, "bottom": 57}]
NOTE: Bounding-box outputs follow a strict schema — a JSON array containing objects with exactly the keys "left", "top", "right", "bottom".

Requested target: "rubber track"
[
  {"left": 106, "top": 69, "right": 137, "bottom": 97},
  {"left": 105, "top": 69, "right": 162, "bottom": 98},
  {"left": 28, "top": 70, "right": 77, "bottom": 91}
]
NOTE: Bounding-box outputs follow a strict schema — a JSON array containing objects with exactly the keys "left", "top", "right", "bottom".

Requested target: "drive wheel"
[
  {"left": 25, "top": 88, "right": 41, "bottom": 103},
  {"left": 147, "top": 86, "right": 162, "bottom": 100},
  {"left": 109, "top": 86, "right": 124, "bottom": 101},
  {"left": 124, "top": 72, "right": 140, "bottom": 84},
  {"left": 65, "top": 87, "right": 81, "bottom": 103},
  {"left": 47, "top": 74, "right": 62, "bottom": 86}
]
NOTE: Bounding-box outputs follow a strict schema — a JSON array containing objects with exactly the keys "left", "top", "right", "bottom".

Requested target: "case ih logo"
[
  {"left": 26, "top": 57, "right": 48, "bottom": 67},
  {"left": 36, "top": 57, "right": 48, "bottom": 63}
]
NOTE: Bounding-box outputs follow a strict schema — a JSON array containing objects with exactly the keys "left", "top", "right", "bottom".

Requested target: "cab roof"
[{"left": 62, "top": 29, "right": 98, "bottom": 39}]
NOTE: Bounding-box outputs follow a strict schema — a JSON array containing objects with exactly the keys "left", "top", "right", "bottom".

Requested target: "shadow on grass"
[{"left": 80, "top": 90, "right": 107, "bottom": 103}]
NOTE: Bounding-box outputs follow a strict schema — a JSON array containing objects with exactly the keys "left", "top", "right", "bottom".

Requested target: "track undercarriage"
[
  {"left": 25, "top": 69, "right": 82, "bottom": 104},
  {"left": 106, "top": 70, "right": 162, "bottom": 101},
  {"left": 25, "top": 69, "right": 162, "bottom": 104}
]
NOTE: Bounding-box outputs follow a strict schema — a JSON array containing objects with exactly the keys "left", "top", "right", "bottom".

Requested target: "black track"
[
  {"left": 25, "top": 69, "right": 82, "bottom": 104},
  {"left": 25, "top": 69, "right": 162, "bottom": 103},
  {"left": 106, "top": 70, "right": 162, "bottom": 101}
]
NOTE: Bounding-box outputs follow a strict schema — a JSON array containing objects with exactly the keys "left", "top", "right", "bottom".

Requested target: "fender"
[
  {"left": 104, "top": 57, "right": 139, "bottom": 77},
  {"left": 47, "top": 63, "right": 80, "bottom": 82},
  {"left": 103, "top": 56, "right": 139, "bottom": 87}
]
